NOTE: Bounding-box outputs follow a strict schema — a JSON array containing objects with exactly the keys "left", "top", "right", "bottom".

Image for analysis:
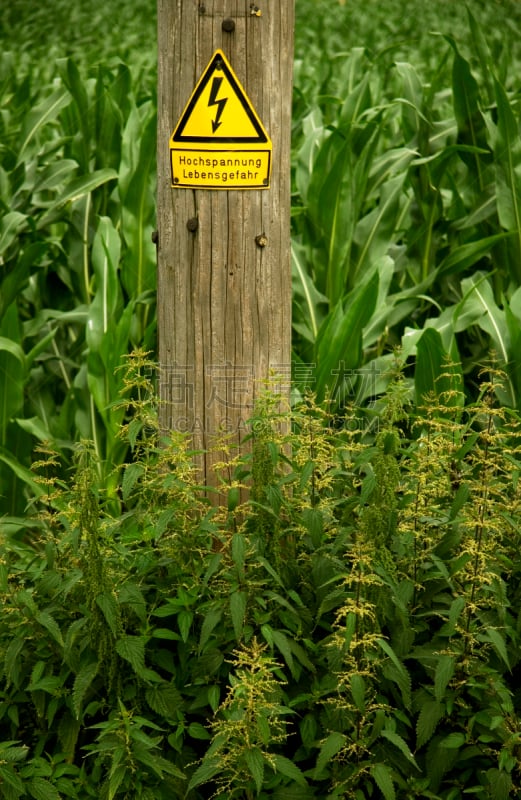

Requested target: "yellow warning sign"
[{"left": 170, "top": 50, "right": 272, "bottom": 190}]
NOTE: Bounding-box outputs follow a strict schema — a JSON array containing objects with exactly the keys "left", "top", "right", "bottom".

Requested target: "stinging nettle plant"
[{"left": 2, "top": 358, "right": 521, "bottom": 798}]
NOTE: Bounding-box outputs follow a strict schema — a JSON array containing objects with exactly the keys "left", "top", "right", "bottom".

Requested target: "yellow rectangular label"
[{"left": 171, "top": 149, "right": 271, "bottom": 189}]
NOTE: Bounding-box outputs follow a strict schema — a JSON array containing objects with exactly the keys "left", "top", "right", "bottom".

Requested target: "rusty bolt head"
[{"left": 222, "top": 18, "right": 236, "bottom": 32}]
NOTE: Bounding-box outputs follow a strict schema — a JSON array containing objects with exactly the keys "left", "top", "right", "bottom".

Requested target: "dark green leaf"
[
  {"left": 28, "top": 777, "right": 61, "bottom": 800},
  {"left": 230, "top": 591, "right": 247, "bottom": 641},
  {"left": 314, "top": 732, "right": 346, "bottom": 777},
  {"left": 245, "top": 747, "right": 265, "bottom": 793},
  {"left": 371, "top": 763, "right": 396, "bottom": 800},
  {"left": 315, "top": 270, "right": 379, "bottom": 403},
  {"left": 271, "top": 754, "right": 307, "bottom": 786},
  {"left": 146, "top": 683, "right": 183, "bottom": 719},
  {"left": 417, "top": 700, "right": 444, "bottom": 749},
  {"left": 72, "top": 661, "right": 98, "bottom": 719}
]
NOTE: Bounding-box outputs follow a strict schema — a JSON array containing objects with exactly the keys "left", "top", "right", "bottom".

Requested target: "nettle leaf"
[
  {"left": 271, "top": 629, "right": 296, "bottom": 677},
  {"left": 0, "top": 746, "right": 28, "bottom": 764},
  {"left": 446, "top": 596, "right": 466, "bottom": 632},
  {"left": 481, "top": 627, "right": 511, "bottom": 670},
  {"left": 371, "top": 763, "right": 396, "bottom": 800},
  {"left": 187, "top": 757, "right": 220, "bottom": 792},
  {"left": 122, "top": 462, "right": 144, "bottom": 502},
  {"left": 440, "top": 732, "right": 466, "bottom": 749},
  {"left": 188, "top": 722, "right": 211, "bottom": 741},
  {"left": 0, "top": 764, "right": 25, "bottom": 796},
  {"left": 178, "top": 610, "right": 193, "bottom": 643},
  {"left": 416, "top": 699, "right": 444, "bottom": 749},
  {"left": 377, "top": 638, "right": 412, "bottom": 709},
  {"left": 116, "top": 635, "right": 146, "bottom": 676},
  {"left": 314, "top": 732, "right": 347, "bottom": 777},
  {"left": 199, "top": 607, "right": 223, "bottom": 651},
  {"left": 230, "top": 590, "right": 247, "bottom": 641},
  {"left": 108, "top": 765, "right": 126, "bottom": 800},
  {"left": 302, "top": 507, "right": 324, "bottom": 547},
  {"left": 381, "top": 729, "right": 420, "bottom": 770},
  {"left": 486, "top": 767, "right": 512, "bottom": 800},
  {"left": 245, "top": 747, "right": 264, "bottom": 794},
  {"left": 96, "top": 592, "right": 120, "bottom": 638},
  {"left": 300, "top": 714, "right": 318, "bottom": 749},
  {"left": 271, "top": 754, "right": 307, "bottom": 786},
  {"left": 231, "top": 533, "right": 246, "bottom": 571},
  {"left": 28, "top": 777, "right": 61, "bottom": 800},
  {"left": 208, "top": 685, "right": 220, "bottom": 713},
  {"left": 58, "top": 713, "right": 80, "bottom": 762},
  {"left": 4, "top": 637, "right": 24, "bottom": 688},
  {"left": 35, "top": 611, "right": 63, "bottom": 648},
  {"left": 118, "top": 583, "right": 147, "bottom": 624},
  {"left": 72, "top": 661, "right": 98, "bottom": 720},
  {"left": 435, "top": 654, "right": 455, "bottom": 702},
  {"left": 145, "top": 683, "right": 183, "bottom": 719},
  {"left": 350, "top": 673, "right": 366, "bottom": 713}
]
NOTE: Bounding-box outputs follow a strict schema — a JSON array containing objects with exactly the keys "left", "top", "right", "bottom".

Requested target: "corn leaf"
[
  {"left": 415, "top": 327, "right": 463, "bottom": 411},
  {"left": 315, "top": 270, "right": 379, "bottom": 403},
  {"left": 17, "top": 88, "right": 70, "bottom": 161},
  {"left": 494, "top": 76, "right": 521, "bottom": 282}
]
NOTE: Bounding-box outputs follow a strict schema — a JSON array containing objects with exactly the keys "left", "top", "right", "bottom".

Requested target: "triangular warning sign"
[{"left": 171, "top": 49, "right": 269, "bottom": 144}]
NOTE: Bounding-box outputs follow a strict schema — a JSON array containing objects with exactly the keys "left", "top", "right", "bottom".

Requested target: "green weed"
[{"left": 1, "top": 361, "right": 521, "bottom": 797}]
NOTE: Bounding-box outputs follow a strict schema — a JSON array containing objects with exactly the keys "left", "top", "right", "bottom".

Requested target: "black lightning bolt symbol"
[{"left": 208, "top": 77, "right": 228, "bottom": 133}]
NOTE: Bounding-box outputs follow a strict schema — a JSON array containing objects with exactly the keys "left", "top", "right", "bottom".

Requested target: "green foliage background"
[
  {"left": 3, "top": 0, "right": 521, "bottom": 514},
  {"left": 2, "top": 2, "right": 521, "bottom": 797}
]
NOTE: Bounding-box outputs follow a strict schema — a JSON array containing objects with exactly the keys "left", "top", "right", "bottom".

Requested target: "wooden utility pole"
[{"left": 157, "top": 1, "right": 295, "bottom": 490}]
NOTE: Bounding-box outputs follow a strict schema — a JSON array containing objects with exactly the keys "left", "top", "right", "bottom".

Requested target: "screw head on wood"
[
  {"left": 222, "top": 18, "right": 236, "bottom": 33},
  {"left": 255, "top": 233, "right": 268, "bottom": 248},
  {"left": 187, "top": 217, "right": 199, "bottom": 233}
]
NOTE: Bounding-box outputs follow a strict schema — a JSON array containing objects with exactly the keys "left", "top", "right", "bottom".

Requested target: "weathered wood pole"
[{"left": 157, "top": 1, "right": 295, "bottom": 491}]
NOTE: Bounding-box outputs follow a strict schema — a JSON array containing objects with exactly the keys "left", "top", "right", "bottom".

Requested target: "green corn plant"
[
  {"left": 292, "top": 8, "right": 521, "bottom": 423},
  {"left": 0, "top": 51, "right": 156, "bottom": 515}
]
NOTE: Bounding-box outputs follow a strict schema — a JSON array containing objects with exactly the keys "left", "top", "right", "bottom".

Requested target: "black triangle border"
[{"left": 172, "top": 52, "right": 269, "bottom": 145}]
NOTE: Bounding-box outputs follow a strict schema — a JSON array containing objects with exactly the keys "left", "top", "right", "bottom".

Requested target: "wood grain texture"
[{"left": 157, "top": 0, "right": 294, "bottom": 486}]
